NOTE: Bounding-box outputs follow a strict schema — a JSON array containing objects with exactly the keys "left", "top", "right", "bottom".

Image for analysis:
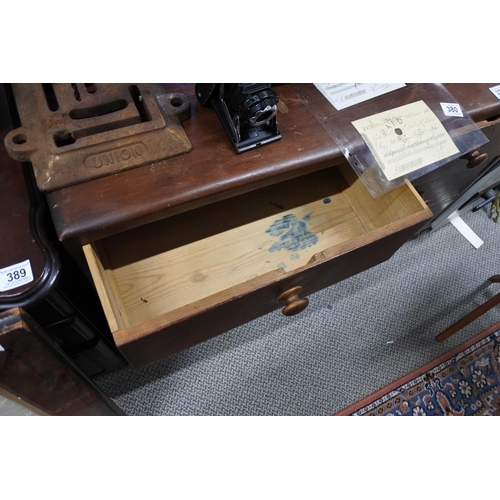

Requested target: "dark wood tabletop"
[
  {"left": 36, "top": 83, "right": 500, "bottom": 244},
  {"left": 0, "top": 85, "right": 60, "bottom": 308}
]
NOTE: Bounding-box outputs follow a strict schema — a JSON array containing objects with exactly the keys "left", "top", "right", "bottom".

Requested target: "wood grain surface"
[
  {"left": 43, "top": 83, "right": 500, "bottom": 244},
  {"left": 91, "top": 168, "right": 366, "bottom": 326},
  {"left": 83, "top": 164, "right": 432, "bottom": 366},
  {"left": 0, "top": 84, "right": 60, "bottom": 308},
  {"left": 48, "top": 84, "right": 343, "bottom": 243},
  {"left": 110, "top": 220, "right": 430, "bottom": 368},
  {"left": 411, "top": 119, "right": 500, "bottom": 218}
]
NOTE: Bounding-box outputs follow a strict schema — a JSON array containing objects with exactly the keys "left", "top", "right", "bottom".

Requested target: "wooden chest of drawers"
[
  {"left": 83, "top": 164, "right": 430, "bottom": 367},
  {"left": 34, "top": 83, "right": 500, "bottom": 368}
]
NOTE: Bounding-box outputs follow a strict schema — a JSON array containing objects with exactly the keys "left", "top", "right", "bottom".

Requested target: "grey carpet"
[{"left": 95, "top": 208, "right": 500, "bottom": 415}]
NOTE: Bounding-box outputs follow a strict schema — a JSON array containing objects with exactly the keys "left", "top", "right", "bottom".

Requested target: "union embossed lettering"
[{"left": 85, "top": 143, "right": 148, "bottom": 169}]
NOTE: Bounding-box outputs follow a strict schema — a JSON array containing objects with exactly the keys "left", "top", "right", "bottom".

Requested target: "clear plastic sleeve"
[{"left": 291, "top": 83, "right": 489, "bottom": 197}]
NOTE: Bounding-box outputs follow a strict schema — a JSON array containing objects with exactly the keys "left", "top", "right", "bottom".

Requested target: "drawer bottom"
[{"left": 84, "top": 164, "right": 431, "bottom": 366}]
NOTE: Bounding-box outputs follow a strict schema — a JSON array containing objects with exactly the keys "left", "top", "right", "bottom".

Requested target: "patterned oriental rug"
[{"left": 337, "top": 321, "right": 500, "bottom": 416}]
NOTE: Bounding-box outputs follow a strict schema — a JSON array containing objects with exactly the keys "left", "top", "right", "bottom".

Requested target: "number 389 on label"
[
  {"left": 0, "top": 259, "right": 34, "bottom": 292},
  {"left": 7, "top": 269, "right": 27, "bottom": 282}
]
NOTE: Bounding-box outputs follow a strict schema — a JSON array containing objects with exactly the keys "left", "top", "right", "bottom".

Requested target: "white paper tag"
[
  {"left": 440, "top": 102, "right": 463, "bottom": 117},
  {"left": 351, "top": 100, "right": 459, "bottom": 181},
  {"left": 0, "top": 259, "right": 34, "bottom": 292},
  {"left": 314, "top": 83, "right": 406, "bottom": 110},
  {"left": 0, "top": 345, "right": 4, "bottom": 352},
  {"left": 489, "top": 85, "right": 500, "bottom": 99},
  {"left": 448, "top": 211, "right": 484, "bottom": 249}
]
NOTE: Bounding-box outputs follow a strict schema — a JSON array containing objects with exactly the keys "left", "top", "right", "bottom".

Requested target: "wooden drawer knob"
[
  {"left": 461, "top": 149, "right": 488, "bottom": 169},
  {"left": 276, "top": 286, "right": 309, "bottom": 316}
]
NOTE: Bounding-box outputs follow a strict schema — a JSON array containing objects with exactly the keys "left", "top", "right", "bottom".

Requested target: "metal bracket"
[{"left": 4, "top": 84, "right": 192, "bottom": 192}]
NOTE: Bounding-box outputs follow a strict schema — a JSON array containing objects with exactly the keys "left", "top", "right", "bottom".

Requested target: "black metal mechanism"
[
  {"left": 195, "top": 83, "right": 281, "bottom": 153},
  {"left": 431, "top": 155, "right": 500, "bottom": 230},
  {"left": 472, "top": 187, "right": 500, "bottom": 212}
]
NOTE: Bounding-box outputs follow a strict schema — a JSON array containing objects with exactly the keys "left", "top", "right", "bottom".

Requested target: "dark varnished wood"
[
  {"left": 0, "top": 308, "right": 124, "bottom": 415},
  {"left": 7, "top": 83, "right": 499, "bottom": 367},
  {"left": 0, "top": 84, "right": 60, "bottom": 308},
  {"left": 276, "top": 286, "right": 309, "bottom": 316},
  {"left": 412, "top": 119, "right": 500, "bottom": 219},
  {"left": 291, "top": 83, "right": 500, "bottom": 224},
  {"left": 444, "top": 84, "right": 500, "bottom": 122},
  {"left": 47, "top": 84, "right": 342, "bottom": 243},
  {"left": 0, "top": 84, "right": 125, "bottom": 377},
  {"left": 435, "top": 275, "right": 500, "bottom": 342},
  {"left": 42, "top": 84, "right": 500, "bottom": 244},
  {"left": 462, "top": 149, "right": 489, "bottom": 169}
]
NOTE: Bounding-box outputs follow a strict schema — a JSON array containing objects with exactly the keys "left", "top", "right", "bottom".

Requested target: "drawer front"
[
  {"left": 84, "top": 165, "right": 431, "bottom": 368},
  {"left": 112, "top": 221, "right": 426, "bottom": 367},
  {"left": 412, "top": 120, "right": 500, "bottom": 220}
]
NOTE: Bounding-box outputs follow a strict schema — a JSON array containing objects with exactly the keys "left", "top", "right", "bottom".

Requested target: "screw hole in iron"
[
  {"left": 170, "top": 96, "right": 184, "bottom": 107},
  {"left": 12, "top": 134, "right": 27, "bottom": 145}
]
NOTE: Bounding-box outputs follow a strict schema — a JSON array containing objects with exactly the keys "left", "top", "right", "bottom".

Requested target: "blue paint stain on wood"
[{"left": 266, "top": 213, "right": 318, "bottom": 253}]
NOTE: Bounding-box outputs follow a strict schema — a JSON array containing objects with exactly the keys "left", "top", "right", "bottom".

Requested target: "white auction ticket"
[
  {"left": 489, "top": 84, "right": 500, "bottom": 99},
  {"left": 440, "top": 102, "right": 463, "bottom": 117},
  {"left": 0, "top": 259, "right": 34, "bottom": 292},
  {"left": 314, "top": 83, "right": 406, "bottom": 110}
]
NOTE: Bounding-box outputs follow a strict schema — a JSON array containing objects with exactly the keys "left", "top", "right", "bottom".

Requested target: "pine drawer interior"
[{"left": 83, "top": 164, "right": 430, "bottom": 333}]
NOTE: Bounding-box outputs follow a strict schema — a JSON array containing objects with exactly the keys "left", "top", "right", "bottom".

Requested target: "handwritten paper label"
[
  {"left": 489, "top": 85, "right": 500, "bottom": 99},
  {"left": 352, "top": 100, "right": 459, "bottom": 181},
  {"left": 314, "top": 83, "right": 406, "bottom": 110},
  {"left": 0, "top": 259, "right": 34, "bottom": 292},
  {"left": 440, "top": 102, "right": 463, "bottom": 117}
]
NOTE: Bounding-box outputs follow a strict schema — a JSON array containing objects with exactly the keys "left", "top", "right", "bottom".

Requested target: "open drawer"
[{"left": 83, "top": 164, "right": 432, "bottom": 367}]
